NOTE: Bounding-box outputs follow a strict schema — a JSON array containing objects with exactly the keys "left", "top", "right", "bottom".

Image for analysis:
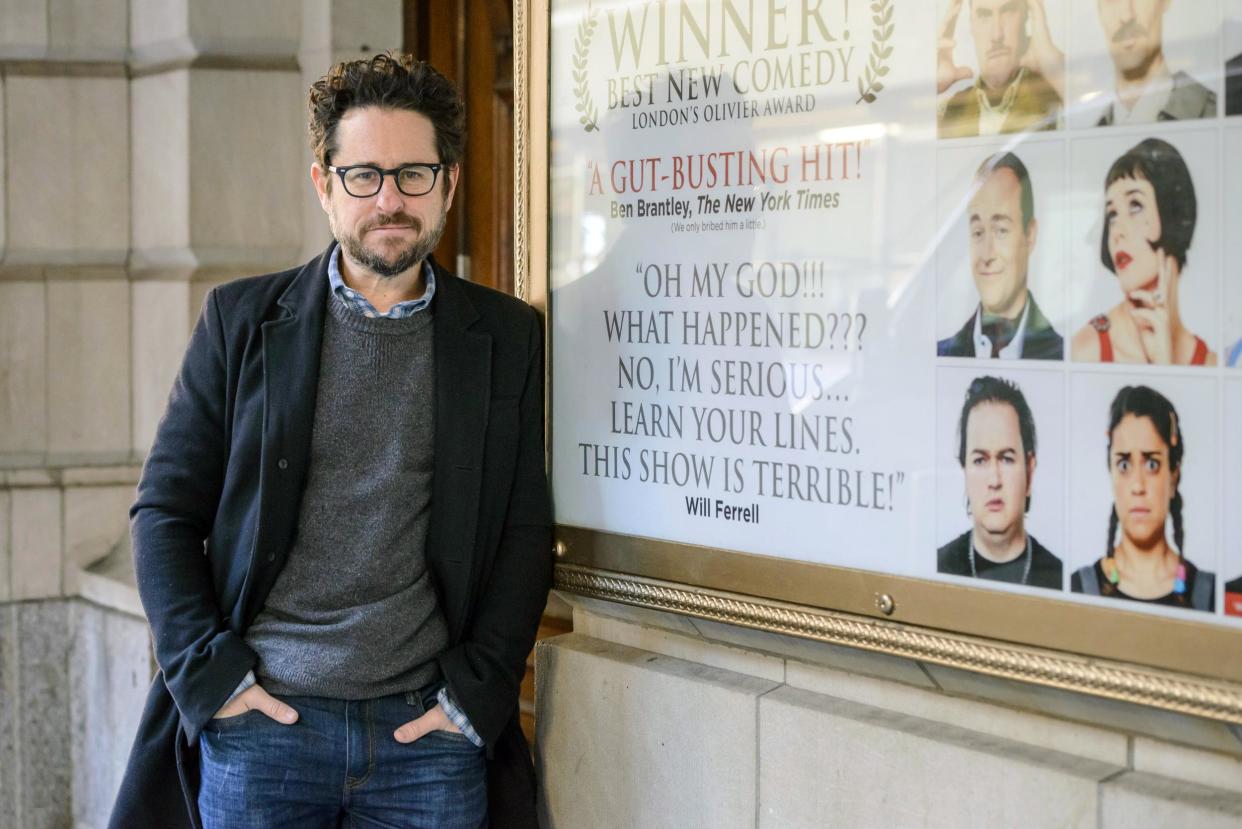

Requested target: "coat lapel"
[
  {"left": 428, "top": 262, "right": 492, "bottom": 638},
  {"left": 241, "top": 249, "right": 331, "bottom": 625}
]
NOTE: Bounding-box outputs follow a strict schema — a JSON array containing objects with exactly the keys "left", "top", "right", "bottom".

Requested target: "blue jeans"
[{"left": 198, "top": 687, "right": 486, "bottom": 829}]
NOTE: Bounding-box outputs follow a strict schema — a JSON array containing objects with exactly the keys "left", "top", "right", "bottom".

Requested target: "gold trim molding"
[
  {"left": 512, "top": 0, "right": 529, "bottom": 303},
  {"left": 555, "top": 563, "right": 1242, "bottom": 725}
]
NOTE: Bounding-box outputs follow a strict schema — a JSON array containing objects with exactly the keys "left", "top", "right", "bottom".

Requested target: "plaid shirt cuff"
[
  {"left": 225, "top": 670, "right": 257, "bottom": 706},
  {"left": 436, "top": 687, "right": 485, "bottom": 747}
]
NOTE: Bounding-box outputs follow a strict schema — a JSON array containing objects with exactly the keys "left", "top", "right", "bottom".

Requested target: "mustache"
[
  {"left": 362, "top": 212, "right": 420, "bottom": 232},
  {"left": 1112, "top": 19, "right": 1147, "bottom": 43}
]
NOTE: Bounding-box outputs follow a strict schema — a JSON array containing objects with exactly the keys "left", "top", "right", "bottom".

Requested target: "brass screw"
[
  {"left": 553, "top": 540, "right": 568, "bottom": 558},
  {"left": 875, "top": 593, "right": 896, "bottom": 616}
]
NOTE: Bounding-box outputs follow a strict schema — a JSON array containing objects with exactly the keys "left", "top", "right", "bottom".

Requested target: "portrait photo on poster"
[
  {"left": 1224, "top": 127, "right": 1242, "bottom": 368},
  {"left": 1067, "top": 129, "right": 1221, "bottom": 366},
  {"left": 1224, "top": 380, "right": 1242, "bottom": 617},
  {"left": 936, "top": 138, "right": 1067, "bottom": 360},
  {"left": 935, "top": 0, "right": 1067, "bottom": 139},
  {"left": 1068, "top": 372, "right": 1219, "bottom": 614},
  {"left": 935, "top": 366, "right": 1066, "bottom": 591},
  {"left": 1067, "top": 0, "right": 1220, "bottom": 128},
  {"left": 1226, "top": 0, "right": 1242, "bottom": 117}
]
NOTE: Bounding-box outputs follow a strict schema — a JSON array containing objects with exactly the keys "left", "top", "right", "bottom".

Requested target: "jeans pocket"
[
  {"left": 427, "top": 728, "right": 479, "bottom": 747},
  {"left": 207, "top": 708, "right": 265, "bottom": 732}
]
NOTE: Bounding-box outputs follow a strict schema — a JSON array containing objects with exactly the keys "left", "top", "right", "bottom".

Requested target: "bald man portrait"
[{"left": 937, "top": 0, "right": 1065, "bottom": 138}]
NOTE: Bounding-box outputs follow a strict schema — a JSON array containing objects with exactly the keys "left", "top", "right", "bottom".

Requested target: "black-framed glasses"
[{"left": 327, "top": 163, "right": 443, "bottom": 197}]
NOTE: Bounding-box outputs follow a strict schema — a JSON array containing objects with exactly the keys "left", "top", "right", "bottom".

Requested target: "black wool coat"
[{"left": 109, "top": 247, "right": 553, "bottom": 829}]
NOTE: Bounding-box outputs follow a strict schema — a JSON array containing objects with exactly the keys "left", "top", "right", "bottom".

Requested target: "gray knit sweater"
[{"left": 245, "top": 295, "right": 448, "bottom": 698}]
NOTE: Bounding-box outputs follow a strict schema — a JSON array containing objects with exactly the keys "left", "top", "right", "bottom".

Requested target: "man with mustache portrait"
[
  {"left": 937, "top": 0, "right": 1065, "bottom": 138},
  {"left": 110, "top": 54, "right": 552, "bottom": 829},
  {"left": 1094, "top": 0, "right": 1215, "bottom": 125}
]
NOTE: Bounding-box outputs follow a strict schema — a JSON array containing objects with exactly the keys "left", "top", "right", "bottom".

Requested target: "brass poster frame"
[{"left": 513, "top": 0, "right": 1242, "bottom": 723}]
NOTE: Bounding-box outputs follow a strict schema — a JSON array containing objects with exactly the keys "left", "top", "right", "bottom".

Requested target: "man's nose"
[
  {"left": 989, "top": 461, "right": 1003, "bottom": 487},
  {"left": 375, "top": 174, "right": 406, "bottom": 211}
]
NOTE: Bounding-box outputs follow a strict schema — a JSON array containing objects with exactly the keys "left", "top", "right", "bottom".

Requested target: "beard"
[
  {"left": 334, "top": 207, "right": 448, "bottom": 278},
  {"left": 1110, "top": 19, "right": 1160, "bottom": 79}
]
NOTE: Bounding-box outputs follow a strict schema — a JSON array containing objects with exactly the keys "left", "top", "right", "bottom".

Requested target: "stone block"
[
  {"left": 574, "top": 608, "right": 785, "bottom": 682},
  {"left": 0, "top": 281, "right": 47, "bottom": 462},
  {"left": 536, "top": 633, "right": 779, "bottom": 829},
  {"left": 328, "top": 0, "right": 401, "bottom": 55},
  {"left": 70, "top": 601, "right": 153, "bottom": 829},
  {"left": 0, "top": 490, "right": 9, "bottom": 601},
  {"left": 14, "top": 600, "right": 73, "bottom": 828},
  {"left": 785, "top": 660, "right": 1128, "bottom": 768},
  {"left": 47, "top": 280, "right": 131, "bottom": 462},
  {"left": 187, "top": 69, "right": 303, "bottom": 260},
  {"left": 1100, "top": 771, "right": 1242, "bottom": 828},
  {"left": 758, "top": 686, "right": 1111, "bottom": 828},
  {"left": 10, "top": 487, "right": 61, "bottom": 599},
  {"left": 0, "top": 0, "right": 47, "bottom": 57},
  {"left": 4, "top": 75, "right": 128, "bottom": 272},
  {"left": 77, "top": 534, "right": 143, "bottom": 618},
  {"left": 564, "top": 593, "right": 702, "bottom": 638},
  {"left": 61, "top": 465, "right": 141, "bottom": 487},
  {"left": 188, "top": 0, "right": 300, "bottom": 48},
  {"left": 48, "top": 0, "right": 128, "bottom": 59},
  {"left": 691, "top": 615, "right": 939, "bottom": 690},
  {"left": 3, "top": 469, "right": 53, "bottom": 486},
  {"left": 128, "top": 0, "right": 186, "bottom": 49},
  {"left": 0, "top": 604, "right": 17, "bottom": 829},
  {"left": 0, "top": 73, "right": 6, "bottom": 255},
  {"left": 131, "top": 69, "right": 304, "bottom": 281},
  {"left": 131, "top": 281, "right": 193, "bottom": 454},
  {"left": 62, "top": 485, "right": 133, "bottom": 596},
  {"left": 925, "top": 662, "right": 1242, "bottom": 756},
  {"left": 1132, "top": 737, "right": 1242, "bottom": 794},
  {"left": 130, "top": 70, "right": 190, "bottom": 262},
  {"left": 131, "top": 0, "right": 299, "bottom": 53}
]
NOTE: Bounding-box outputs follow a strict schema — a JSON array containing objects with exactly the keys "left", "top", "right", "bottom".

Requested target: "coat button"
[
  {"left": 277, "top": 458, "right": 288, "bottom": 470},
  {"left": 267, "top": 553, "right": 276, "bottom": 563}
]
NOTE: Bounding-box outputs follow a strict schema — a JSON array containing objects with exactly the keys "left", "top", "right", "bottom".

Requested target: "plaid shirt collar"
[{"left": 326, "top": 243, "right": 436, "bottom": 319}]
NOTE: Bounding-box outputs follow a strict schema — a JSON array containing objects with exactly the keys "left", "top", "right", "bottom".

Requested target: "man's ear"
[
  {"left": 311, "top": 162, "right": 331, "bottom": 211},
  {"left": 443, "top": 164, "right": 460, "bottom": 212},
  {"left": 1025, "top": 216, "right": 1039, "bottom": 253},
  {"left": 1025, "top": 452, "right": 1037, "bottom": 498}
]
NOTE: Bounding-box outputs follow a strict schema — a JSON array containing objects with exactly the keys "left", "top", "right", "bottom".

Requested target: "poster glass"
[{"left": 547, "top": 0, "right": 1242, "bottom": 629}]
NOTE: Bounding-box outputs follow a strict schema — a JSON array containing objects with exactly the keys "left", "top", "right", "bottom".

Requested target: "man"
[
  {"left": 938, "top": 152, "right": 1063, "bottom": 360},
  {"left": 1094, "top": 0, "right": 1215, "bottom": 125},
  {"left": 937, "top": 0, "right": 1064, "bottom": 138},
  {"left": 109, "top": 54, "right": 552, "bottom": 829},
  {"left": 937, "top": 376, "right": 1062, "bottom": 590}
]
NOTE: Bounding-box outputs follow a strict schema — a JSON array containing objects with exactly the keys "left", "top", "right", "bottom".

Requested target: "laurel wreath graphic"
[
  {"left": 572, "top": 3, "right": 600, "bottom": 132},
  {"left": 856, "top": 0, "right": 894, "bottom": 104}
]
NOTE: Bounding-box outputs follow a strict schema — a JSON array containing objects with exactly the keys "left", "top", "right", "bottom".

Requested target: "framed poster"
[{"left": 515, "top": 0, "right": 1242, "bottom": 722}]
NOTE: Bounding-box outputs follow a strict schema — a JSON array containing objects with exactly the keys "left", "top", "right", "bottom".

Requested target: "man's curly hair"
[{"left": 308, "top": 53, "right": 466, "bottom": 176}]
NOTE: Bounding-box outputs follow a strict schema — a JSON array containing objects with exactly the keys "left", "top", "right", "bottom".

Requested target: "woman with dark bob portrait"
[
  {"left": 1072, "top": 385, "right": 1214, "bottom": 611},
  {"left": 1071, "top": 138, "right": 1216, "bottom": 366}
]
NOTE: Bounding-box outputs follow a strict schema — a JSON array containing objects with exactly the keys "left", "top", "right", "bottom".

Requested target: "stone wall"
[
  {"left": 537, "top": 598, "right": 1242, "bottom": 828},
  {"left": 0, "top": 2, "right": 401, "bottom": 827}
]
